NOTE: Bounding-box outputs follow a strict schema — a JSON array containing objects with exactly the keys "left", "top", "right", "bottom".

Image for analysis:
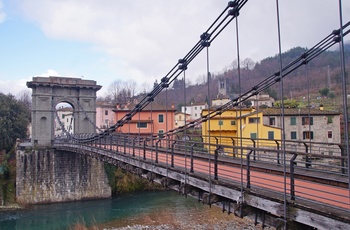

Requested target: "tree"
[
  {"left": 263, "top": 87, "right": 278, "bottom": 100},
  {"left": 0, "top": 93, "right": 31, "bottom": 152},
  {"left": 16, "top": 90, "right": 32, "bottom": 112},
  {"left": 107, "top": 80, "right": 123, "bottom": 103},
  {"left": 274, "top": 99, "right": 299, "bottom": 108},
  {"left": 124, "top": 80, "right": 137, "bottom": 98},
  {"left": 328, "top": 91, "right": 336, "bottom": 99},
  {"left": 319, "top": 87, "right": 330, "bottom": 97},
  {"left": 241, "top": 58, "right": 256, "bottom": 70},
  {"left": 107, "top": 80, "right": 137, "bottom": 104}
]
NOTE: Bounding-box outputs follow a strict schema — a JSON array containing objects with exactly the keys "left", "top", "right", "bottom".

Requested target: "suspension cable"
[
  {"left": 275, "top": 0, "right": 287, "bottom": 227},
  {"left": 167, "top": 21, "right": 350, "bottom": 137},
  {"left": 205, "top": 40, "right": 212, "bottom": 197},
  {"left": 234, "top": 11, "right": 244, "bottom": 202},
  {"left": 338, "top": 0, "right": 350, "bottom": 203},
  {"left": 69, "top": 3, "right": 350, "bottom": 146},
  {"left": 73, "top": 1, "right": 248, "bottom": 143}
]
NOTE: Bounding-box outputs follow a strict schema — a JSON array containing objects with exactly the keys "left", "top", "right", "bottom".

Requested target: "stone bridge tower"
[
  {"left": 27, "top": 76, "right": 101, "bottom": 146},
  {"left": 18, "top": 76, "right": 110, "bottom": 205}
]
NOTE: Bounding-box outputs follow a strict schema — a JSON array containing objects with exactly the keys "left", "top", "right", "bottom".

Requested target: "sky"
[{"left": 0, "top": 0, "right": 349, "bottom": 97}]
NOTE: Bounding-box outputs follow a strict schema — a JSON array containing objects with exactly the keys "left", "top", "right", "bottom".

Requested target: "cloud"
[
  {"left": 0, "top": 0, "right": 6, "bottom": 23},
  {"left": 39, "top": 69, "right": 60, "bottom": 77},
  {"left": 0, "top": 77, "right": 32, "bottom": 95},
  {"left": 11, "top": 0, "right": 350, "bottom": 90},
  {"left": 14, "top": 0, "right": 237, "bottom": 85},
  {"left": 0, "top": 69, "right": 62, "bottom": 95}
]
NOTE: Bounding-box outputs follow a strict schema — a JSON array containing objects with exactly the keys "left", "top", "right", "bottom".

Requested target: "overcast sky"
[{"left": 1, "top": 0, "right": 349, "bottom": 97}]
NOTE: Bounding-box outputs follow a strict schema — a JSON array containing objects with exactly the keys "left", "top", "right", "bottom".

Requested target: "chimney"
[{"left": 319, "top": 104, "right": 324, "bottom": 110}]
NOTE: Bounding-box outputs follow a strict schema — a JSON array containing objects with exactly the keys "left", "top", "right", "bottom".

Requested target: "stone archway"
[{"left": 27, "top": 76, "right": 101, "bottom": 146}]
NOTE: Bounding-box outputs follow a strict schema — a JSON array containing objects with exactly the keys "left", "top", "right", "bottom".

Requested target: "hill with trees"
[{"left": 144, "top": 43, "right": 350, "bottom": 112}]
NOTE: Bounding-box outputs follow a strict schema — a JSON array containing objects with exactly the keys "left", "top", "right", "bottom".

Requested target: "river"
[{"left": 0, "top": 191, "right": 265, "bottom": 230}]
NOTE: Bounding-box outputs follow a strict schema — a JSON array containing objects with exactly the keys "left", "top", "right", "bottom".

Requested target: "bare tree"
[
  {"left": 107, "top": 79, "right": 140, "bottom": 104},
  {"left": 231, "top": 59, "right": 239, "bottom": 69},
  {"left": 16, "top": 90, "right": 32, "bottom": 112},
  {"left": 107, "top": 80, "right": 123, "bottom": 104},
  {"left": 140, "top": 82, "right": 151, "bottom": 95},
  {"left": 125, "top": 80, "right": 137, "bottom": 97},
  {"left": 241, "top": 58, "right": 256, "bottom": 70},
  {"left": 195, "top": 74, "right": 206, "bottom": 85}
]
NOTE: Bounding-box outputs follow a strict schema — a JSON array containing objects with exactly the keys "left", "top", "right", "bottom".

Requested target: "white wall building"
[
  {"left": 54, "top": 107, "right": 74, "bottom": 136},
  {"left": 181, "top": 102, "right": 208, "bottom": 121}
]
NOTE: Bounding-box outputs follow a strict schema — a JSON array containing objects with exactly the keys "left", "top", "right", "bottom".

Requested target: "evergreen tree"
[{"left": 0, "top": 93, "right": 30, "bottom": 152}]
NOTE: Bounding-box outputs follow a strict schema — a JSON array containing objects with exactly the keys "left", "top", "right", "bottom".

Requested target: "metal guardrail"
[{"left": 54, "top": 133, "right": 350, "bottom": 214}]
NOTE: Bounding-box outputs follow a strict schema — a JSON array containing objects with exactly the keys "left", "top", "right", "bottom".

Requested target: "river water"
[{"left": 0, "top": 191, "right": 262, "bottom": 230}]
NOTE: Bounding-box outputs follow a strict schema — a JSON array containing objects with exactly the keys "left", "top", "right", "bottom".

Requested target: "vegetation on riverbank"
[
  {"left": 0, "top": 147, "right": 16, "bottom": 206},
  {"left": 104, "top": 163, "right": 165, "bottom": 195}
]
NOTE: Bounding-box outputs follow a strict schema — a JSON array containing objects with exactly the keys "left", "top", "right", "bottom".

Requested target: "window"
[
  {"left": 231, "top": 120, "right": 236, "bottom": 125},
  {"left": 291, "top": 131, "right": 297, "bottom": 140},
  {"left": 303, "top": 131, "right": 314, "bottom": 140},
  {"left": 250, "top": 133, "right": 257, "bottom": 139},
  {"left": 302, "top": 117, "right": 313, "bottom": 125},
  {"left": 268, "top": 131, "right": 274, "bottom": 140},
  {"left": 327, "top": 116, "right": 333, "bottom": 124},
  {"left": 269, "top": 117, "right": 276, "bottom": 126},
  {"left": 328, "top": 131, "right": 333, "bottom": 138},
  {"left": 105, "top": 110, "right": 108, "bottom": 115},
  {"left": 195, "top": 106, "right": 197, "bottom": 110},
  {"left": 158, "top": 130, "right": 164, "bottom": 138},
  {"left": 158, "top": 114, "right": 164, "bottom": 123},
  {"left": 194, "top": 113, "right": 197, "bottom": 117},
  {"left": 218, "top": 120, "right": 223, "bottom": 126},
  {"left": 137, "top": 122, "right": 147, "bottom": 128},
  {"left": 290, "top": 117, "right": 296, "bottom": 125},
  {"left": 248, "top": 117, "right": 260, "bottom": 124}
]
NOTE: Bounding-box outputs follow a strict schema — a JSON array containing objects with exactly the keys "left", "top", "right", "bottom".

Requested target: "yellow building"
[{"left": 201, "top": 108, "right": 281, "bottom": 158}]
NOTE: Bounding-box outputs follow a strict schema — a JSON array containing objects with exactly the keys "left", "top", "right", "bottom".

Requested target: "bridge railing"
[{"left": 55, "top": 133, "right": 349, "bottom": 213}]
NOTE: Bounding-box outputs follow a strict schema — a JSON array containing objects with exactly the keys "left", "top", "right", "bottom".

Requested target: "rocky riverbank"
[
  {"left": 99, "top": 202, "right": 274, "bottom": 230},
  {"left": 0, "top": 204, "right": 23, "bottom": 211}
]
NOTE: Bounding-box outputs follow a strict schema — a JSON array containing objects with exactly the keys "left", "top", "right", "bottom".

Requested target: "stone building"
[{"left": 262, "top": 108, "right": 341, "bottom": 144}]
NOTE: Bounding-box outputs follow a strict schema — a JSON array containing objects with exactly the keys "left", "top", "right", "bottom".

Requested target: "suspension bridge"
[{"left": 18, "top": 1, "right": 350, "bottom": 229}]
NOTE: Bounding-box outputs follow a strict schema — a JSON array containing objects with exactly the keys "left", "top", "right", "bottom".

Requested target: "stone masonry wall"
[{"left": 16, "top": 148, "right": 111, "bottom": 204}]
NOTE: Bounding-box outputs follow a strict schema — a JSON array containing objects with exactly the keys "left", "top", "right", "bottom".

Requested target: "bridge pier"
[{"left": 16, "top": 147, "right": 111, "bottom": 204}]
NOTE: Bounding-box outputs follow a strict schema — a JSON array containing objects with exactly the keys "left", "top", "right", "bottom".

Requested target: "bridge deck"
[{"left": 52, "top": 139, "right": 350, "bottom": 229}]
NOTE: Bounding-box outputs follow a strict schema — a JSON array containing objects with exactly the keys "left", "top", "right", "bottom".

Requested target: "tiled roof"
[
  {"left": 113, "top": 103, "right": 176, "bottom": 112},
  {"left": 262, "top": 108, "right": 340, "bottom": 116}
]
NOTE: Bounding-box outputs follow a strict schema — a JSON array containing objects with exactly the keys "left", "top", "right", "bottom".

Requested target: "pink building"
[
  {"left": 96, "top": 102, "right": 115, "bottom": 131},
  {"left": 113, "top": 104, "right": 176, "bottom": 137}
]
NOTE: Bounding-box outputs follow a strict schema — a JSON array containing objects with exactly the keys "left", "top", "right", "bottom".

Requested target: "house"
[
  {"left": 54, "top": 106, "right": 74, "bottom": 136},
  {"left": 181, "top": 102, "right": 208, "bottom": 121},
  {"left": 211, "top": 97, "right": 231, "bottom": 107},
  {"left": 175, "top": 111, "right": 191, "bottom": 129},
  {"left": 201, "top": 108, "right": 281, "bottom": 157},
  {"left": 247, "top": 94, "right": 275, "bottom": 108},
  {"left": 96, "top": 101, "right": 115, "bottom": 131},
  {"left": 262, "top": 108, "right": 341, "bottom": 144},
  {"left": 113, "top": 103, "right": 176, "bottom": 137}
]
